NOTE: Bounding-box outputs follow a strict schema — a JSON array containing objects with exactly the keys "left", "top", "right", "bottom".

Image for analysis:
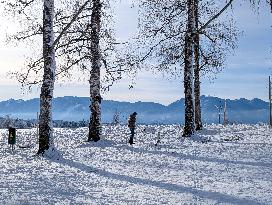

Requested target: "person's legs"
[{"left": 129, "top": 128, "right": 135, "bottom": 144}]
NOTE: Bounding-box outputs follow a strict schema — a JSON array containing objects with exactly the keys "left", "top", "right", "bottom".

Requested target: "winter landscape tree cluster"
[
  {"left": 0, "top": 1, "right": 271, "bottom": 204},
  {"left": 0, "top": 0, "right": 271, "bottom": 155}
]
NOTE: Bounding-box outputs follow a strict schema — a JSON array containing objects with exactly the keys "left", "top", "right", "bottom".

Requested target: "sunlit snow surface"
[{"left": 0, "top": 124, "right": 272, "bottom": 204}]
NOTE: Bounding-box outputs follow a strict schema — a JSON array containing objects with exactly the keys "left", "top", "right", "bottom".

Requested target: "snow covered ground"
[{"left": 0, "top": 124, "right": 272, "bottom": 205}]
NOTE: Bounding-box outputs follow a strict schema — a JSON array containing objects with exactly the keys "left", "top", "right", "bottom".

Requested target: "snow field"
[{"left": 0, "top": 124, "right": 272, "bottom": 204}]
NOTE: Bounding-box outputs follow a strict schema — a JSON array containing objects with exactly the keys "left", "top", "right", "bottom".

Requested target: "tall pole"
[
  {"left": 269, "top": 76, "right": 272, "bottom": 126},
  {"left": 215, "top": 104, "right": 222, "bottom": 124},
  {"left": 223, "top": 100, "right": 227, "bottom": 125},
  {"left": 219, "top": 101, "right": 222, "bottom": 124},
  {"left": 219, "top": 107, "right": 221, "bottom": 124}
]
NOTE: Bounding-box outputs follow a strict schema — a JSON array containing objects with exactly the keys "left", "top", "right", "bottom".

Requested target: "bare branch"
[
  {"left": 52, "top": 0, "right": 91, "bottom": 49},
  {"left": 199, "top": 0, "right": 234, "bottom": 33}
]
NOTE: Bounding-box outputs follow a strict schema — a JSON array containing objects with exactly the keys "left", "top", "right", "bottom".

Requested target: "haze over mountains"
[{"left": 0, "top": 96, "right": 269, "bottom": 124}]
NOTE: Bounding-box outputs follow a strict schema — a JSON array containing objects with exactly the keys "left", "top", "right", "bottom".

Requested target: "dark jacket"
[{"left": 128, "top": 114, "right": 136, "bottom": 128}]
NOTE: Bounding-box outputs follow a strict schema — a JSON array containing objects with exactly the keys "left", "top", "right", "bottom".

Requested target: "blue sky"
[{"left": 0, "top": 0, "right": 271, "bottom": 105}]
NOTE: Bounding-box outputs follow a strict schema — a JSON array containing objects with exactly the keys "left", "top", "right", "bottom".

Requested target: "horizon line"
[{"left": 0, "top": 95, "right": 269, "bottom": 106}]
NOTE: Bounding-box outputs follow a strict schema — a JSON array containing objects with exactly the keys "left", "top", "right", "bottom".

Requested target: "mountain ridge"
[{"left": 0, "top": 96, "right": 269, "bottom": 124}]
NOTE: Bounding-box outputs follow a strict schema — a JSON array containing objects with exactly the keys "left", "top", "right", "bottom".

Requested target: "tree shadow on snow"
[
  {"left": 77, "top": 139, "right": 118, "bottom": 149},
  {"left": 197, "top": 128, "right": 220, "bottom": 136},
  {"left": 217, "top": 141, "right": 272, "bottom": 147},
  {"left": 53, "top": 157, "right": 262, "bottom": 205},
  {"left": 120, "top": 145, "right": 272, "bottom": 168}
]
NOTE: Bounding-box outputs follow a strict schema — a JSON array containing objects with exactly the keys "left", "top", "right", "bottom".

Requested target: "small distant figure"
[
  {"left": 128, "top": 112, "right": 137, "bottom": 145},
  {"left": 8, "top": 127, "right": 16, "bottom": 151},
  {"left": 155, "top": 131, "right": 161, "bottom": 146}
]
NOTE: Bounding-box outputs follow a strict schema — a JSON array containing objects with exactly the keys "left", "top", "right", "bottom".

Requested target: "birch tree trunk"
[
  {"left": 38, "top": 0, "right": 56, "bottom": 154},
  {"left": 194, "top": 0, "right": 203, "bottom": 130},
  {"left": 88, "top": 0, "right": 102, "bottom": 142},
  {"left": 183, "top": 0, "right": 195, "bottom": 137}
]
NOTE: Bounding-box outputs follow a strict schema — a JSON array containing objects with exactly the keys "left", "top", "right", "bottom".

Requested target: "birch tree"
[
  {"left": 1, "top": 0, "right": 92, "bottom": 154},
  {"left": 135, "top": 0, "right": 238, "bottom": 137},
  {"left": 88, "top": 0, "right": 102, "bottom": 142},
  {"left": 38, "top": 0, "right": 56, "bottom": 154},
  {"left": 2, "top": 0, "right": 131, "bottom": 146},
  {"left": 193, "top": 0, "right": 272, "bottom": 130},
  {"left": 193, "top": 0, "right": 202, "bottom": 130},
  {"left": 183, "top": 0, "right": 196, "bottom": 137},
  {"left": 194, "top": 0, "right": 238, "bottom": 130},
  {"left": 49, "top": 0, "right": 129, "bottom": 142},
  {"left": 2, "top": 0, "right": 59, "bottom": 154}
]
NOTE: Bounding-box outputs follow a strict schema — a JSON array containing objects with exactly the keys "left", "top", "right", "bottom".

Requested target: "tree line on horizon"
[
  {"left": 0, "top": 115, "right": 89, "bottom": 129},
  {"left": 0, "top": 0, "right": 271, "bottom": 155}
]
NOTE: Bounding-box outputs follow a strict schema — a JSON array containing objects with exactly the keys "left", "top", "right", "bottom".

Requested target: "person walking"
[{"left": 128, "top": 112, "right": 137, "bottom": 145}]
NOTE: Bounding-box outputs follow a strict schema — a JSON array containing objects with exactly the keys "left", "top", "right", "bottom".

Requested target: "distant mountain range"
[{"left": 0, "top": 96, "right": 269, "bottom": 124}]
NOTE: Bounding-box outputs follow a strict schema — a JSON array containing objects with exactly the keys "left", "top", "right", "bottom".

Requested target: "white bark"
[
  {"left": 183, "top": 0, "right": 196, "bottom": 137},
  {"left": 194, "top": 0, "right": 202, "bottom": 130},
  {"left": 88, "top": 0, "right": 102, "bottom": 142},
  {"left": 38, "top": 0, "right": 56, "bottom": 154}
]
